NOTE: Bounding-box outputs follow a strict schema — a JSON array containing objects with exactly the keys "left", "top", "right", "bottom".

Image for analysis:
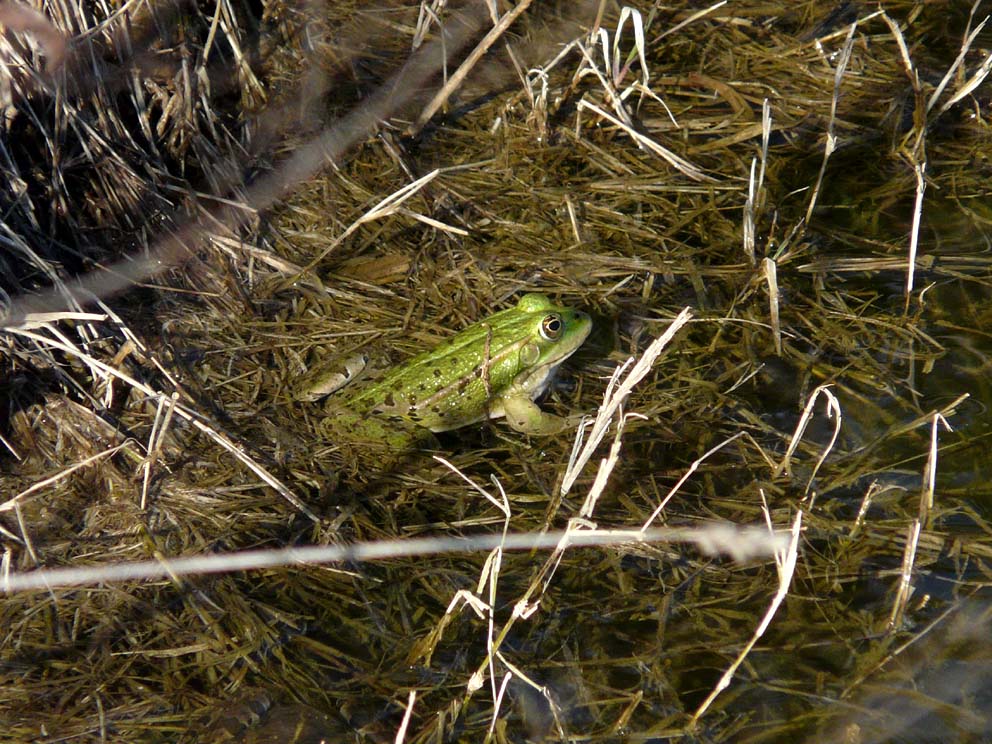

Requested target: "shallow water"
[{"left": 3, "top": 1, "right": 992, "bottom": 742}]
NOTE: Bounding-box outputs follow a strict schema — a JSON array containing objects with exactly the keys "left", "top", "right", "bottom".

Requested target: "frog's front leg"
[{"left": 500, "top": 395, "right": 568, "bottom": 435}]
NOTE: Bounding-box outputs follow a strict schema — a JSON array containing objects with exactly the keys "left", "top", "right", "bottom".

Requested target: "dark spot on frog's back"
[
  {"left": 433, "top": 368, "right": 442, "bottom": 378},
  {"left": 383, "top": 392, "right": 395, "bottom": 407}
]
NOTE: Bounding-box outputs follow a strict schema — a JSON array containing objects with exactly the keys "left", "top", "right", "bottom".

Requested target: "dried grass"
[{"left": 2, "top": 0, "right": 992, "bottom": 742}]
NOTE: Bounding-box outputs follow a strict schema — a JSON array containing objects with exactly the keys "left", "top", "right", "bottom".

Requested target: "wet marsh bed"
[{"left": 2, "top": 1, "right": 992, "bottom": 741}]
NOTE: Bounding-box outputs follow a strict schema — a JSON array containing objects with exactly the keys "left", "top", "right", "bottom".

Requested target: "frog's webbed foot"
[
  {"left": 501, "top": 395, "right": 570, "bottom": 436},
  {"left": 293, "top": 353, "right": 369, "bottom": 402}
]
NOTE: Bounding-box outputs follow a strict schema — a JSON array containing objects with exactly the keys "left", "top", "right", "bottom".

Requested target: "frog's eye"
[{"left": 540, "top": 313, "right": 564, "bottom": 341}]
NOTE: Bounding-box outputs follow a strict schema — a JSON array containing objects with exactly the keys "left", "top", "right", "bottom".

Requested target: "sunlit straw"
[{"left": 1, "top": 526, "right": 788, "bottom": 593}]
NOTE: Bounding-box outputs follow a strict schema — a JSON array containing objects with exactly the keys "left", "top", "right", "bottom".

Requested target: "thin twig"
[
  {"left": 0, "top": 525, "right": 787, "bottom": 592},
  {"left": 407, "top": 0, "right": 537, "bottom": 135},
  {"left": 804, "top": 23, "right": 856, "bottom": 226},
  {"left": 691, "top": 507, "right": 803, "bottom": 724}
]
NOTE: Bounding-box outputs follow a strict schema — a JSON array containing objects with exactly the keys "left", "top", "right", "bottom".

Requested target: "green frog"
[{"left": 300, "top": 293, "right": 592, "bottom": 457}]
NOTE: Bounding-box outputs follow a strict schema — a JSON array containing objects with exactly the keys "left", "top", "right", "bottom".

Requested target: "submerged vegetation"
[{"left": 2, "top": 0, "right": 992, "bottom": 741}]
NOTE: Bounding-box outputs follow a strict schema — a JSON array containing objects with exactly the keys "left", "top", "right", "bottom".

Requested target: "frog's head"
[
  {"left": 514, "top": 293, "right": 591, "bottom": 364},
  {"left": 506, "top": 293, "right": 592, "bottom": 396}
]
